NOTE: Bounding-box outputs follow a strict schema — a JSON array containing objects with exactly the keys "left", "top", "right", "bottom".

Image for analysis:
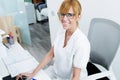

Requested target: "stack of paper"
[
  {"left": 7, "top": 58, "right": 38, "bottom": 77},
  {"left": 3, "top": 50, "right": 33, "bottom": 65}
]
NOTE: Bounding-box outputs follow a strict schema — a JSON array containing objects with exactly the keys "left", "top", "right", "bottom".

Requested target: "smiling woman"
[{"left": 16, "top": 0, "right": 91, "bottom": 80}]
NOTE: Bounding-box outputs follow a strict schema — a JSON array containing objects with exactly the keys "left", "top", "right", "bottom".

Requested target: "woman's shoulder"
[
  {"left": 75, "top": 28, "right": 90, "bottom": 47},
  {"left": 75, "top": 28, "right": 87, "bottom": 40}
]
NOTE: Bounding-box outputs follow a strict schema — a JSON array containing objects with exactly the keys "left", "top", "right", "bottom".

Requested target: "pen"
[
  {"left": 20, "top": 76, "right": 36, "bottom": 80},
  {"left": 31, "top": 78, "right": 36, "bottom": 80}
]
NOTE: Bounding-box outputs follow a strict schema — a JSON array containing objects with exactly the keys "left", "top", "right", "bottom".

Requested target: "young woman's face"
[{"left": 59, "top": 7, "right": 79, "bottom": 30}]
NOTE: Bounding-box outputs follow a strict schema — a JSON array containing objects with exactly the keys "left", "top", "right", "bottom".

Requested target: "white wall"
[
  {"left": 47, "top": 0, "right": 120, "bottom": 79},
  {"left": 46, "top": 0, "right": 63, "bottom": 45}
]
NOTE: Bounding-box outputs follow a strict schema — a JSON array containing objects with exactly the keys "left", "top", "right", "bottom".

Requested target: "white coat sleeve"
[{"left": 73, "top": 41, "right": 90, "bottom": 69}]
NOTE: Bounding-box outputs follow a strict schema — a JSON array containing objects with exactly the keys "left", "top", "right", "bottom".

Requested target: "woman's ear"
[
  {"left": 77, "top": 15, "right": 81, "bottom": 21},
  {"left": 78, "top": 15, "right": 81, "bottom": 19}
]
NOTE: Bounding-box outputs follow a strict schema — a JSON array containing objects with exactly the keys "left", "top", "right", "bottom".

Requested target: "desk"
[
  {"left": 0, "top": 59, "right": 9, "bottom": 78},
  {"left": 0, "top": 42, "right": 51, "bottom": 80}
]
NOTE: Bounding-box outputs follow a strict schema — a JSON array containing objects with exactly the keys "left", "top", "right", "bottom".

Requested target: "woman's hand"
[
  {"left": 72, "top": 67, "right": 81, "bottom": 80},
  {"left": 16, "top": 72, "right": 35, "bottom": 80}
]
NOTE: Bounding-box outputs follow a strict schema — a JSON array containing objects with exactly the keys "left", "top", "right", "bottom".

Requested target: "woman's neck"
[
  {"left": 63, "top": 26, "right": 77, "bottom": 48},
  {"left": 66, "top": 26, "right": 77, "bottom": 36}
]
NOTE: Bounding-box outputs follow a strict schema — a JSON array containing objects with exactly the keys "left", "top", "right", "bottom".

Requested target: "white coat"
[{"left": 45, "top": 28, "right": 90, "bottom": 80}]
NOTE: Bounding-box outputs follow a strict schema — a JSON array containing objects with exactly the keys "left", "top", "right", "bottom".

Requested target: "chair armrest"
[
  {"left": 0, "top": 77, "right": 2, "bottom": 80},
  {"left": 82, "top": 71, "right": 114, "bottom": 80},
  {"left": 41, "top": 8, "right": 48, "bottom": 16}
]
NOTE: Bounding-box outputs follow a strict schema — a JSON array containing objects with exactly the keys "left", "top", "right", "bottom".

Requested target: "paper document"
[
  {"left": 7, "top": 58, "right": 38, "bottom": 77},
  {"left": 3, "top": 50, "right": 33, "bottom": 65}
]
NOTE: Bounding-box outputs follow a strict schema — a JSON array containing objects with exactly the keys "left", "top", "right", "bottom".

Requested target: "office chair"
[{"left": 84, "top": 18, "right": 120, "bottom": 80}]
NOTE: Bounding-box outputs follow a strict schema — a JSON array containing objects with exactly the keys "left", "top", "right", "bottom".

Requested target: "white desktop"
[{"left": 0, "top": 30, "right": 51, "bottom": 80}]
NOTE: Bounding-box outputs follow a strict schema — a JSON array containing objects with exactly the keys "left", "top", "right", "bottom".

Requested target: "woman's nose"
[{"left": 62, "top": 15, "right": 68, "bottom": 20}]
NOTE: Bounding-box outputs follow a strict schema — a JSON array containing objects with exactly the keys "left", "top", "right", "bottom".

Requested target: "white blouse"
[{"left": 53, "top": 28, "right": 91, "bottom": 79}]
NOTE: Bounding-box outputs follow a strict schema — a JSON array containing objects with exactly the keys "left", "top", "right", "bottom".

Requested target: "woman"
[{"left": 16, "top": 0, "right": 90, "bottom": 80}]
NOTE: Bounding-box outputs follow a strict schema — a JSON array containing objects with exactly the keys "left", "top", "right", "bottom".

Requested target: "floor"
[{"left": 22, "top": 21, "right": 51, "bottom": 62}]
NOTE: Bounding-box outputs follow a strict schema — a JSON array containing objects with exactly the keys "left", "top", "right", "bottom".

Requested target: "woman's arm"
[
  {"left": 32, "top": 46, "right": 54, "bottom": 75},
  {"left": 16, "top": 47, "right": 54, "bottom": 80},
  {"left": 72, "top": 67, "right": 81, "bottom": 80}
]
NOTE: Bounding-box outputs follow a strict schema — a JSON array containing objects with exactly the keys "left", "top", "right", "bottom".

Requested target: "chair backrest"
[{"left": 88, "top": 18, "right": 120, "bottom": 70}]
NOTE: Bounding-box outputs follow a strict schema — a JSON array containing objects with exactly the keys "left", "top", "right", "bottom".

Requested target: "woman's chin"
[
  {"left": 63, "top": 26, "right": 68, "bottom": 30},
  {"left": 62, "top": 24, "right": 69, "bottom": 29}
]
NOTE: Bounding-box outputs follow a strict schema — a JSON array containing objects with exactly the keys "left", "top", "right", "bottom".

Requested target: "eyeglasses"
[{"left": 58, "top": 13, "right": 75, "bottom": 19}]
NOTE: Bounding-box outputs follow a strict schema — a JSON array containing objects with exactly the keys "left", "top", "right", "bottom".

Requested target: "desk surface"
[
  {"left": 0, "top": 59, "right": 9, "bottom": 78},
  {"left": 0, "top": 42, "right": 51, "bottom": 80}
]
